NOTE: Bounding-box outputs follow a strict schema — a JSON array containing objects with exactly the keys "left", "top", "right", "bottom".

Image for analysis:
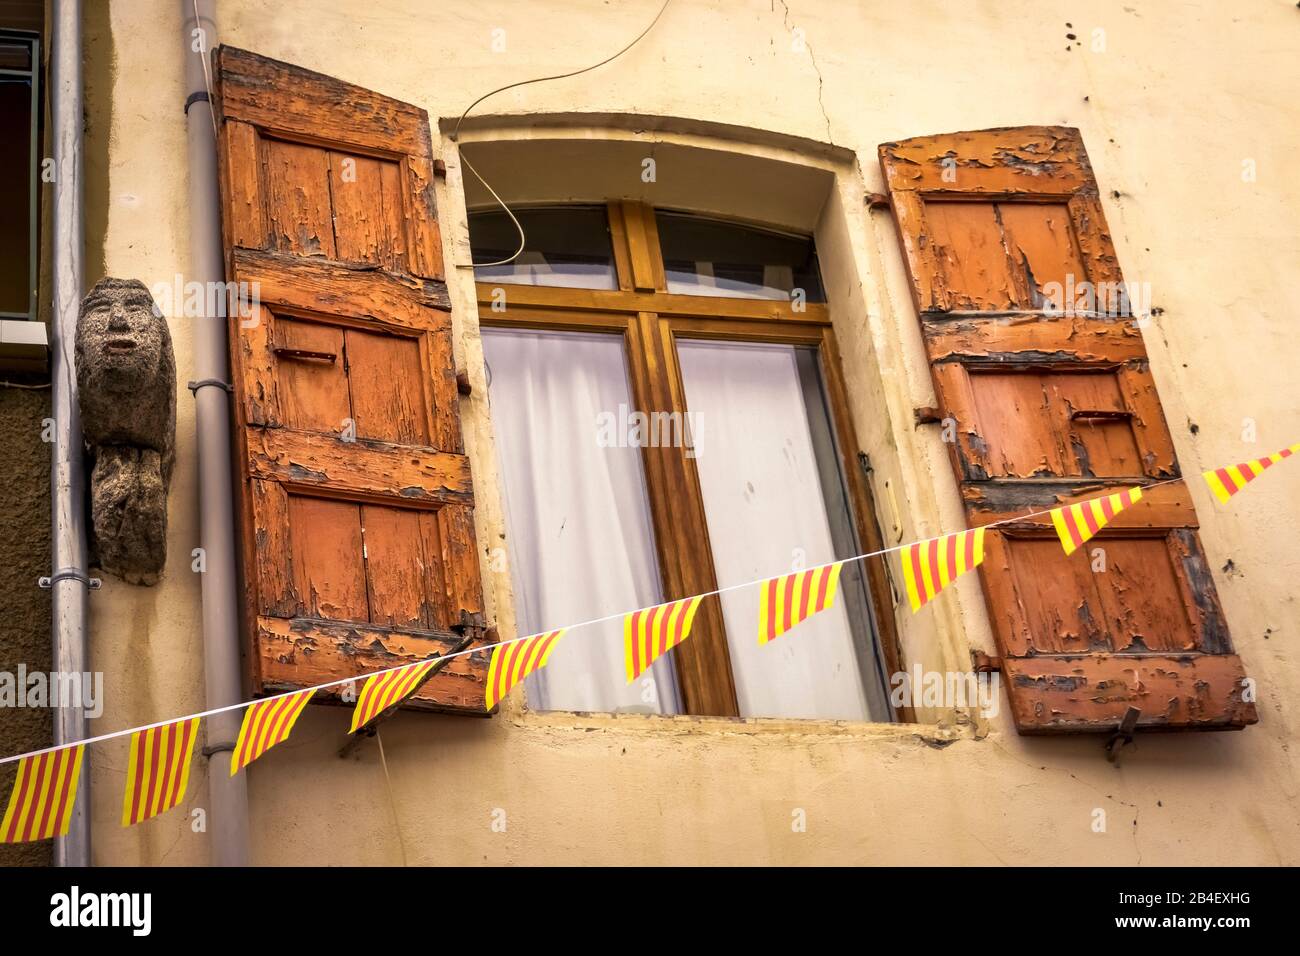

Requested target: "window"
[
  {"left": 470, "top": 206, "right": 617, "bottom": 290},
  {"left": 0, "top": 28, "right": 40, "bottom": 322},
  {"left": 656, "top": 212, "right": 825, "bottom": 301},
  {"left": 477, "top": 202, "right": 899, "bottom": 721}
]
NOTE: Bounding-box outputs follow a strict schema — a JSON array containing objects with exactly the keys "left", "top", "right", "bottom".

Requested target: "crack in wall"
[{"left": 774, "top": 0, "right": 835, "bottom": 147}]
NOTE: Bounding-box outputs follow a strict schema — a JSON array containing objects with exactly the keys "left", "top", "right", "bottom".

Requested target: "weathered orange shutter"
[
  {"left": 879, "top": 127, "right": 1256, "bottom": 733},
  {"left": 214, "top": 47, "right": 489, "bottom": 713}
]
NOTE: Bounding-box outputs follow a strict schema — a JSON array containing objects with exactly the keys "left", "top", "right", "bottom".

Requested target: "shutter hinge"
[
  {"left": 971, "top": 651, "right": 1001, "bottom": 673},
  {"left": 914, "top": 406, "right": 943, "bottom": 425},
  {"left": 456, "top": 370, "right": 472, "bottom": 396},
  {"left": 433, "top": 158, "right": 447, "bottom": 178},
  {"left": 865, "top": 192, "right": 891, "bottom": 210}
]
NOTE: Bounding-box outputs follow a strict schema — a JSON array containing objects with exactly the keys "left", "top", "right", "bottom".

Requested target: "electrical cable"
[{"left": 451, "top": 0, "right": 673, "bottom": 268}]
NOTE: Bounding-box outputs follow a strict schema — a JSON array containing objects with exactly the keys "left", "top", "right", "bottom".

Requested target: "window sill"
[
  {"left": 510, "top": 703, "right": 979, "bottom": 744},
  {"left": 0, "top": 319, "right": 48, "bottom": 375}
]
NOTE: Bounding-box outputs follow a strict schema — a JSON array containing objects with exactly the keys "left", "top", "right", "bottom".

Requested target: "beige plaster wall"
[{"left": 79, "top": 0, "right": 1299, "bottom": 865}]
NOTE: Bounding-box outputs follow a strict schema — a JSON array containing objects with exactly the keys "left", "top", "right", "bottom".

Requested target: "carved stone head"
[
  {"left": 76, "top": 277, "right": 176, "bottom": 461},
  {"left": 76, "top": 277, "right": 177, "bottom": 585}
]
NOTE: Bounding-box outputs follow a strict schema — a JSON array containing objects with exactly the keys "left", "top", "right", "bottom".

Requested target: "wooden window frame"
[{"left": 476, "top": 201, "right": 903, "bottom": 719}]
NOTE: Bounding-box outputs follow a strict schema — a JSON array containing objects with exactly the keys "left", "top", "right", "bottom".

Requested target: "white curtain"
[
  {"left": 677, "top": 340, "right": 878, "bottom": 720},
  {"left": 482, "top": 328, "right": 682, "bottom": 714}
]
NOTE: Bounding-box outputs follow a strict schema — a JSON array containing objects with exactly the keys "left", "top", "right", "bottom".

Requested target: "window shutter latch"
[{"left": 1104, "top": 706, "right": 1142, "bottom": 764}]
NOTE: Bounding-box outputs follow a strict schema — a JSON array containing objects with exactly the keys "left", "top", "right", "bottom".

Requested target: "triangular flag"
[
  {"left": 122, "top": 717, "right": 199, "bottom": 827},
  {"left": 1050, "top": 487, "right": 1143, "bottom": 556},
  {"left": 1, "top": 744, "right": 85, "bottom": 843},
  {"left": 758, "top": 563, "right": 844, "bottom": 645},
  {"left": 349, "top": 659, "right": 439, "bottom": 734},
  {"left": 1203, "top": 443, "right": 1300, "bottom": 503},
  {"left": 230, "top": 689, "right": 315, "bottom": 776},
  {"left": 901, "top": 528, "right": 986, "bottom": 612},
  {"left": 624, "top": 596, "right": 704, "bottom": 683},
  {"left": 485, "top": 629, "right": 566, "bottom": 711}
]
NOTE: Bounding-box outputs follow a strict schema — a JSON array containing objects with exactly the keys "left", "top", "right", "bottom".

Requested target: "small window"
[
  {"left": 475, "top": 203, "right": 899, "bottom": 722},
  {"left": 655, "top": 211, "right": 826, "bottom": 302},
  {"left": 469, "top": 205, "right": 618, "bottom": 290},
  {"left": 0, "top": 28, "right": 40, "bottom": 321}
]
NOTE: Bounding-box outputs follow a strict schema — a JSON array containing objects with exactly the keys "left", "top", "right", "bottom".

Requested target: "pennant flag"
[
  {"left": 485, "top": 629, "right": 566, "bottom": 711},
  {"left": 1203, "top": 443, "right": 1300, "bottom": 503},
  {"left": 624, "top": 596, "right": 704, "bottom": 683},
  {"left": 901, "top": 528, "right": 986, "bottom": 613},
  {"left": 349, "top": 659, "right": 439, "bottom": 734},
  {"left": 122, "top": 717, "right": 199, "bottom": 827},
  {"left": 230, "top": 689, "right": 315, "bottom": 776},
  {"left": 1, "top": 744, "right": 85, "bottom": 844},
  {"left": 758, "top": 563, "right": 844, "bottom": 645},
  {"left": 1050, "top": 487, "right": 1143, "bottom": 556}
]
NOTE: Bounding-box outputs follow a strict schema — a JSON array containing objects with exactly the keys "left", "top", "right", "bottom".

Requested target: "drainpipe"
[
  {"left": 181, "top": 0, "right": 250, "bottom": 866},
  {"left": 49, "top": 0, "right": 90, "bottom": 869}
]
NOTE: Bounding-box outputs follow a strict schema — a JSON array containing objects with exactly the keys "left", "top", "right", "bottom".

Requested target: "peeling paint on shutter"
[
  {"left": 879, "top": 127, "right": 1255, "bottom": 733},
  {"left": 215, "top": 47, "right": 489, "bottom": 714}
]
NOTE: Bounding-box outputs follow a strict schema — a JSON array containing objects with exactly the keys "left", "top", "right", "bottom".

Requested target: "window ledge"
[
  {"left": 0, "top": 320, "right": 48, "bottom": 374},
  {"left": 510, "top": 705, "right": 981, "bottom": 745}
]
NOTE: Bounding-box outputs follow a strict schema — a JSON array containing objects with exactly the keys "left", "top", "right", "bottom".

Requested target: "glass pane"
[
  {"left": 676, "top": 339, "right": 892, "bottom": 721},
  {"left": 482, "top": 328, "right": 681, "bottom": 714},
  {"left": 656, "top": 212, "right": 825, "bottom": 301},
  {"left": 470, "top": 206, "right": 617, "bottom": 290},
  {"left": 0, "top": 77, "right": 33, "bottom": 315}
]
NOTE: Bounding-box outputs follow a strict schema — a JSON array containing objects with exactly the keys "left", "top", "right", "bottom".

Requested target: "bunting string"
[{"left": 0, "top": 442, "right": 1294, "bottom": 838}]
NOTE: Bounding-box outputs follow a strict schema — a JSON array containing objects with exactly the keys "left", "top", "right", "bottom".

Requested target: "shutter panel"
[
  {"left": 214, "top": 47, "right": 490, "bottom": 713},
  {"left": 879, "top": 127, "right": 1256, "bottom": 733}
]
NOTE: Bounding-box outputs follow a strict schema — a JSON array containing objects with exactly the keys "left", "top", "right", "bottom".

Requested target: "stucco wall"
[
  {"left": 0, "top": 387, "right": 52, "bottom": 866},
  {"left": 76, "top": 0, "right": 1300, "bottom": 865}
]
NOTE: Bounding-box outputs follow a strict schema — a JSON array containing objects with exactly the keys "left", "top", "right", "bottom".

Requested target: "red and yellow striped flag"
[
  {"left": 349, "top": 659, "right": 439, "bottom": 734},
  {"left": 757, "top": 563, "right": 844, "bottom": 645},
  {"left": 624, "top": 596, "right": 704, "bottom": 683},
  {"left": 230, "top": 689, "right": 314, "bottom": 776},
  {"left": 901, "top": 528, "right": 986, "bottom": 613},
  {"left": 484, "top": 629, "right": 566, "bottom": 711},
  {"left": 1, "top": 745, "right": 84, "bottom": 843},
  {"left": 1203, "top": 443, "right": 1300, "bottom": 503},
  {"left": 121, "top": 717, "right": 199, "bottom": 827},
  {"left": 1050, "top": 487, "right": 1143, "bottom": 556}
]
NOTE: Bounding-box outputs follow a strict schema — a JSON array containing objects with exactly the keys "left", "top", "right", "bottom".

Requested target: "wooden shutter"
[
  {"left": 214, "top": 47, "right": 489, "bottom": 713},
  {"left": 879, "top": 127, "right": 1256, "bottom": 733}
]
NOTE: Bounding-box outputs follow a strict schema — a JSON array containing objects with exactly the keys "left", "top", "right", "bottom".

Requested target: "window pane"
[
  {"left": 482, "top": 328, "right": 681, "bottom": 714},
  {"left": 0, "top": 75, "right": 33, "bottom": 316},
  {"left": 470, "top": 206, "right": 617, "bottom": 290},
  {"left": 677, "top": 340, "right": 892, "bottom": 721},
  {"left": 656, "top": 213, "right": 825, "bottom": 301}
]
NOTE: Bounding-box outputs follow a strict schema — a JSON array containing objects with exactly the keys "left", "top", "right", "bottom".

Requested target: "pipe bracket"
[
  {"left": 202, "top": 741, "right": 238, "bottom": 757},
  {"left": 183, "top": 90, "right": 211, "bottom": 115},
  {"left": 39, "top": 568, "right": 101, "bottom": 590},
  {"left": 187, "top": 378, "right": 233, "bottom": 395}
]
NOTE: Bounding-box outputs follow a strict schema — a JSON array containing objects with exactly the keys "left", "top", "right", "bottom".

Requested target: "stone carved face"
[
  {"left": 76, "top": 277, "right": 176, "bottom": 457},
  {"left": 77, "top": 278, "right": 169, "bottom": 389},
  {"left": 75, "top": 277, "right": 178, "bottom": 586}
]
